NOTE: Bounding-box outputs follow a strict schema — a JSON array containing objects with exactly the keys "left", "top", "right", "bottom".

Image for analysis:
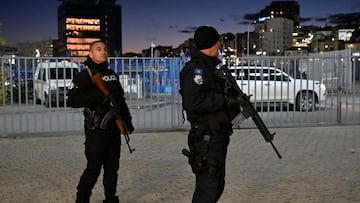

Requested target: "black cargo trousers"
[
  {"left": 76, "top": 125, "right": 121, "bottom": 200},
  {"left": 187, "top": 124, "right": 230, "bottom": 203}
]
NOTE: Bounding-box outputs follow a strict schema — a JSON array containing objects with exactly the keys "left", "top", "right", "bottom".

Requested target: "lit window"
[{"left": 67, "top": 37, "right": 100, "bottom": 44}]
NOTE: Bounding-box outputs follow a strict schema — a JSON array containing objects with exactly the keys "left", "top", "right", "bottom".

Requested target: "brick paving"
[{"left": 0, "top": 125, "right": 360, "bottom": 203}]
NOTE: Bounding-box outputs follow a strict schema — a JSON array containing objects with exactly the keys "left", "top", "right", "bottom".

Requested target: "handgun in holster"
[{"left": 84, "top": 108, "right": 101, "bottom": 130}]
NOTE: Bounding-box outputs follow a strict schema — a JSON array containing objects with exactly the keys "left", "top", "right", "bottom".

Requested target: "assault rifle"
[
  {"left": 87, "top": 69, "right": 135, "bottom": 153},
  {"left": 216, "top": 65, "right": 282, "bottom": 159}
]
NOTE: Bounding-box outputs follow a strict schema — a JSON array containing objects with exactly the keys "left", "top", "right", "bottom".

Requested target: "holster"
[
  {"left": 84, "top": 108, "right": 101, "bottom": 130},
  {"left": 184, "top": 125, "right": 219, "bottom": 175},
  {"left": 84, "top": 108, "right": 114, "bottom": 130}
]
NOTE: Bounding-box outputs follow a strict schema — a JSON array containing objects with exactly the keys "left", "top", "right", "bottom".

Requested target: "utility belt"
[
  {"left": 84, "top": 108, "right": 114, "bottom": 130},
  {"left": 189, "top": 120, "right": 233, "bottom": 137},
  {"left": 188, "top": 110, "right": 233, "bottom": 133}
]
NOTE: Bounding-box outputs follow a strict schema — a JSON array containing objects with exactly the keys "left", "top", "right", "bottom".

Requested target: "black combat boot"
[{"left": 103, "top": 196, "right": 119, "bottom": 203}]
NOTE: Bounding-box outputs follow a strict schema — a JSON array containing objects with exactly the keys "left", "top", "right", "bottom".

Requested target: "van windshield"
[{"left": 50, "top": 68, "right": 78, "bottom": 79}]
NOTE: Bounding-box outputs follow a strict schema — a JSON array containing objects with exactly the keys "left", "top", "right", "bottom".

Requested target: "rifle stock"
[
  {"left": 89, "top": 71, "right": 135, "bottom": 153},
  {"left": 219, "top": 66, "right": 282, "bottom": 159},
  {"left": 91, "top": 73, "right": 110, "bottom": 96}
]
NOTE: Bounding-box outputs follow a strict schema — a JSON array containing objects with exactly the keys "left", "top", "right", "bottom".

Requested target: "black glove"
[
  {"left": 237, "top": 94, "right": 252, "bottom": 106},
  {"left": 225, "top": 96, "right": 241, "bottom": 110},
  {"left": 101, "top": 94, "right": 119, "bottom": 107},
  {"left": 110, "top": 105, "right": 122, "bottom": 119},
  {"left": 241, "top": 105, "right": 253, "bottom": 118},
  {"left": 110, "top": 106, "right": 134, "bottom": 133},
  {"left": 124, "top": 119, "right": 134, "bottom": 134}
]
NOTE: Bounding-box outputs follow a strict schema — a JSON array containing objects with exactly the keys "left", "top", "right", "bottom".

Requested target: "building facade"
[
  {"left": 255, "top": 17, "right": 294, "bottom": 55},
  {"left": 55, "top": 0, "right": 122, "bottom": 57}
]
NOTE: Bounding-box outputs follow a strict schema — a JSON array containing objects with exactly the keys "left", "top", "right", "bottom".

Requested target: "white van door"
[{"left": 34, "top": 66, "right": 47, "bottom": 103}]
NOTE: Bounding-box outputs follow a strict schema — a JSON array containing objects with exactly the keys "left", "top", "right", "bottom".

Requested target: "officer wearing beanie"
[{"left": 180, "top": 26, "right": 241, "bottom": 202}]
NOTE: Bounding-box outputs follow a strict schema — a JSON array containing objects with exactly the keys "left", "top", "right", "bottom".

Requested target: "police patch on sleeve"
[{"left": 193, "top": 68, "right": 203, "bottom": 85}]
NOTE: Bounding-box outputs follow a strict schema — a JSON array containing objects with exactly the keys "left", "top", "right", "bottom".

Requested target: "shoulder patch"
[{"left": 193, "top": 68, "right": 203, "bottom": 85}]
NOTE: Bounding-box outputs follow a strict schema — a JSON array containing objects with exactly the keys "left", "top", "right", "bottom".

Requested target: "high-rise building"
[
  {"left": 259, "top": 1, "right": 300, "bottom": 27},
  {"left": 55, "top": 0, "right": 122, "bottom": 57},
  {"left": 256, "top": 17, "right": 294, "bottom": 55},
  {"left": 246, "top": 1, "right": 299, "bottom": 55}
]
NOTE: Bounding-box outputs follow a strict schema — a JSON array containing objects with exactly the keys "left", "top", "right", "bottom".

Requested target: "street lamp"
[
  {"left": 247, "top": 21, "right": 256, "bottom": 57},
  {"left": 150, "top": 42, "right": 155, "bottom": 58}
]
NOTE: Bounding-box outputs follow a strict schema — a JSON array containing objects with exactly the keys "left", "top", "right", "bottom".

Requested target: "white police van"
[{"left": 34, "top": 61, "right": 79, "bottom": 107}]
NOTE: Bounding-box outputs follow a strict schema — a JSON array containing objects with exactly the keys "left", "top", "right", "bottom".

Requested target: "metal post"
[
  {"left": 247, "top": 23, "right": 250, "bottom": 57},
  {"left": 336, "top": 54, "right": 342, "bottom": 123},
  {"left": 234, "top": 35, "right": 237, "bottom": 58},
  {"left": 247, "top": 21, "right": 254, "bottom": 57}
]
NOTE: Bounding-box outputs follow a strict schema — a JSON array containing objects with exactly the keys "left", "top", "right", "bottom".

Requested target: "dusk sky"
[{"left": 1, "top": 0, "right": 360, "bottom": 53}]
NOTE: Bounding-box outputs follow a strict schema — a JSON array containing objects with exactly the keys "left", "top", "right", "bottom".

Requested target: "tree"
[
  {"left": 349, "top": 28, "right": 360, "bottom": 43},
  {"left": 0, "top": 21, "right": 5, "bottom": 46},
  {"left": 0, "top": 21, "right": 7, "bottom": 103},
  {"left": 15, "top": 40, "right": 53, "bottom": 56}
]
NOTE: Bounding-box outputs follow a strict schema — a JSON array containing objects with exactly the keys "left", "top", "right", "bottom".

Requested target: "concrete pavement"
[{"left": 0, "top": 125, "right": 360, "bottom": 203}]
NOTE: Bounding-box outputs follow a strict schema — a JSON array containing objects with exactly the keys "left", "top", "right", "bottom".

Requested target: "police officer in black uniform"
[
  {"left": 68, "top": 41, "right": 134, "bottom": 203},
  {"left": 180, "top": 26, "right": 241, "bottom": 203}
]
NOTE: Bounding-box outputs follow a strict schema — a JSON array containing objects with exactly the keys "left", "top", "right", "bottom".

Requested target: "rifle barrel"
[{"left": 220, "top": 66, "right": 282, "bottom": 159}]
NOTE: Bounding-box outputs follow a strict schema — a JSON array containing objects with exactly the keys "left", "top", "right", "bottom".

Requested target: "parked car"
[
  {"left": 34, "top": 61, "right": 79, "bottom": 107},
  {"left": 229, "top": 66, "right": 327, "bottom": 111}
]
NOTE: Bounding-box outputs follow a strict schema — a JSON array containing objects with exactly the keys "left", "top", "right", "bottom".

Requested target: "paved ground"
[{"left": 0, "top": 125, "right": 360, "bottom": 203}]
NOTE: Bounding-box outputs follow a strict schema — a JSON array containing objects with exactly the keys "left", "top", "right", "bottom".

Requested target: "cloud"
[
  {"left": 326, "top": 12, "right": 360, "bottom": 25},
  {"left": 299, "top": 17, "right": 313, "bottom": 23},
  {"left": 178, "top": 26, "right": 197, "bottom": 34},
  {"left": 351, "top": 2, "right": 360, "bottom": 10},
  {"left": 229, "top": 14, "right": 243, "bottom": 22},
  {"left": 225, "top": 12, "right": 259, "bottom": 27},
  {"left": 180, "top": 10, "right": 359, "bottom": 36},
  {"left": 303, "top": 12, "right": 360, "bottom": 26},
  {"left": 241, "top": 9, "right": 360, "bottom": 27},
  {"left": 314, "top": 17, "right": 328, "bottom": 23},
  {"left": 237, "top": 21, "right": 252, "bottom": 26},
  {"left": 169, "top": 25, "right": 179, "bottom": 29},
  {"left": 243, "top": 12, "right": 260, "bottom": 21}
]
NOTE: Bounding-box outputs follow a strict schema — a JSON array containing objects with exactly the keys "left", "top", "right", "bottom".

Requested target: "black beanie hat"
[{"left": 194, "top": 26, "right": 219, "bottom": 50}]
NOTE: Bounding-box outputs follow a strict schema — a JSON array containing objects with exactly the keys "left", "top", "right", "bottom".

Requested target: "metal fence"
[
  {"left": 0, "top": 56, "right": 183, "bottom": 136},
  {"left": 226, "top": 50, "right": 360, "bottom": 128},
  {"left": 1, "top": 52, "right": 359, "bottom": 137}
]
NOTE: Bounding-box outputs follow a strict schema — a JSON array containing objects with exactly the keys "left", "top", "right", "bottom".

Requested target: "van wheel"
[{"left": 296, "top": 91, "right": 314, "bottom": 111}]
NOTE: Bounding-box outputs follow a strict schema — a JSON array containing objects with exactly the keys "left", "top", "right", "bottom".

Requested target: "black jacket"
[
  {"left": 68, "top": 59, "right": 133, "bottom": 131},
  {"left": 180, "top": 50, "right": 237, "bottom": 130}
]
